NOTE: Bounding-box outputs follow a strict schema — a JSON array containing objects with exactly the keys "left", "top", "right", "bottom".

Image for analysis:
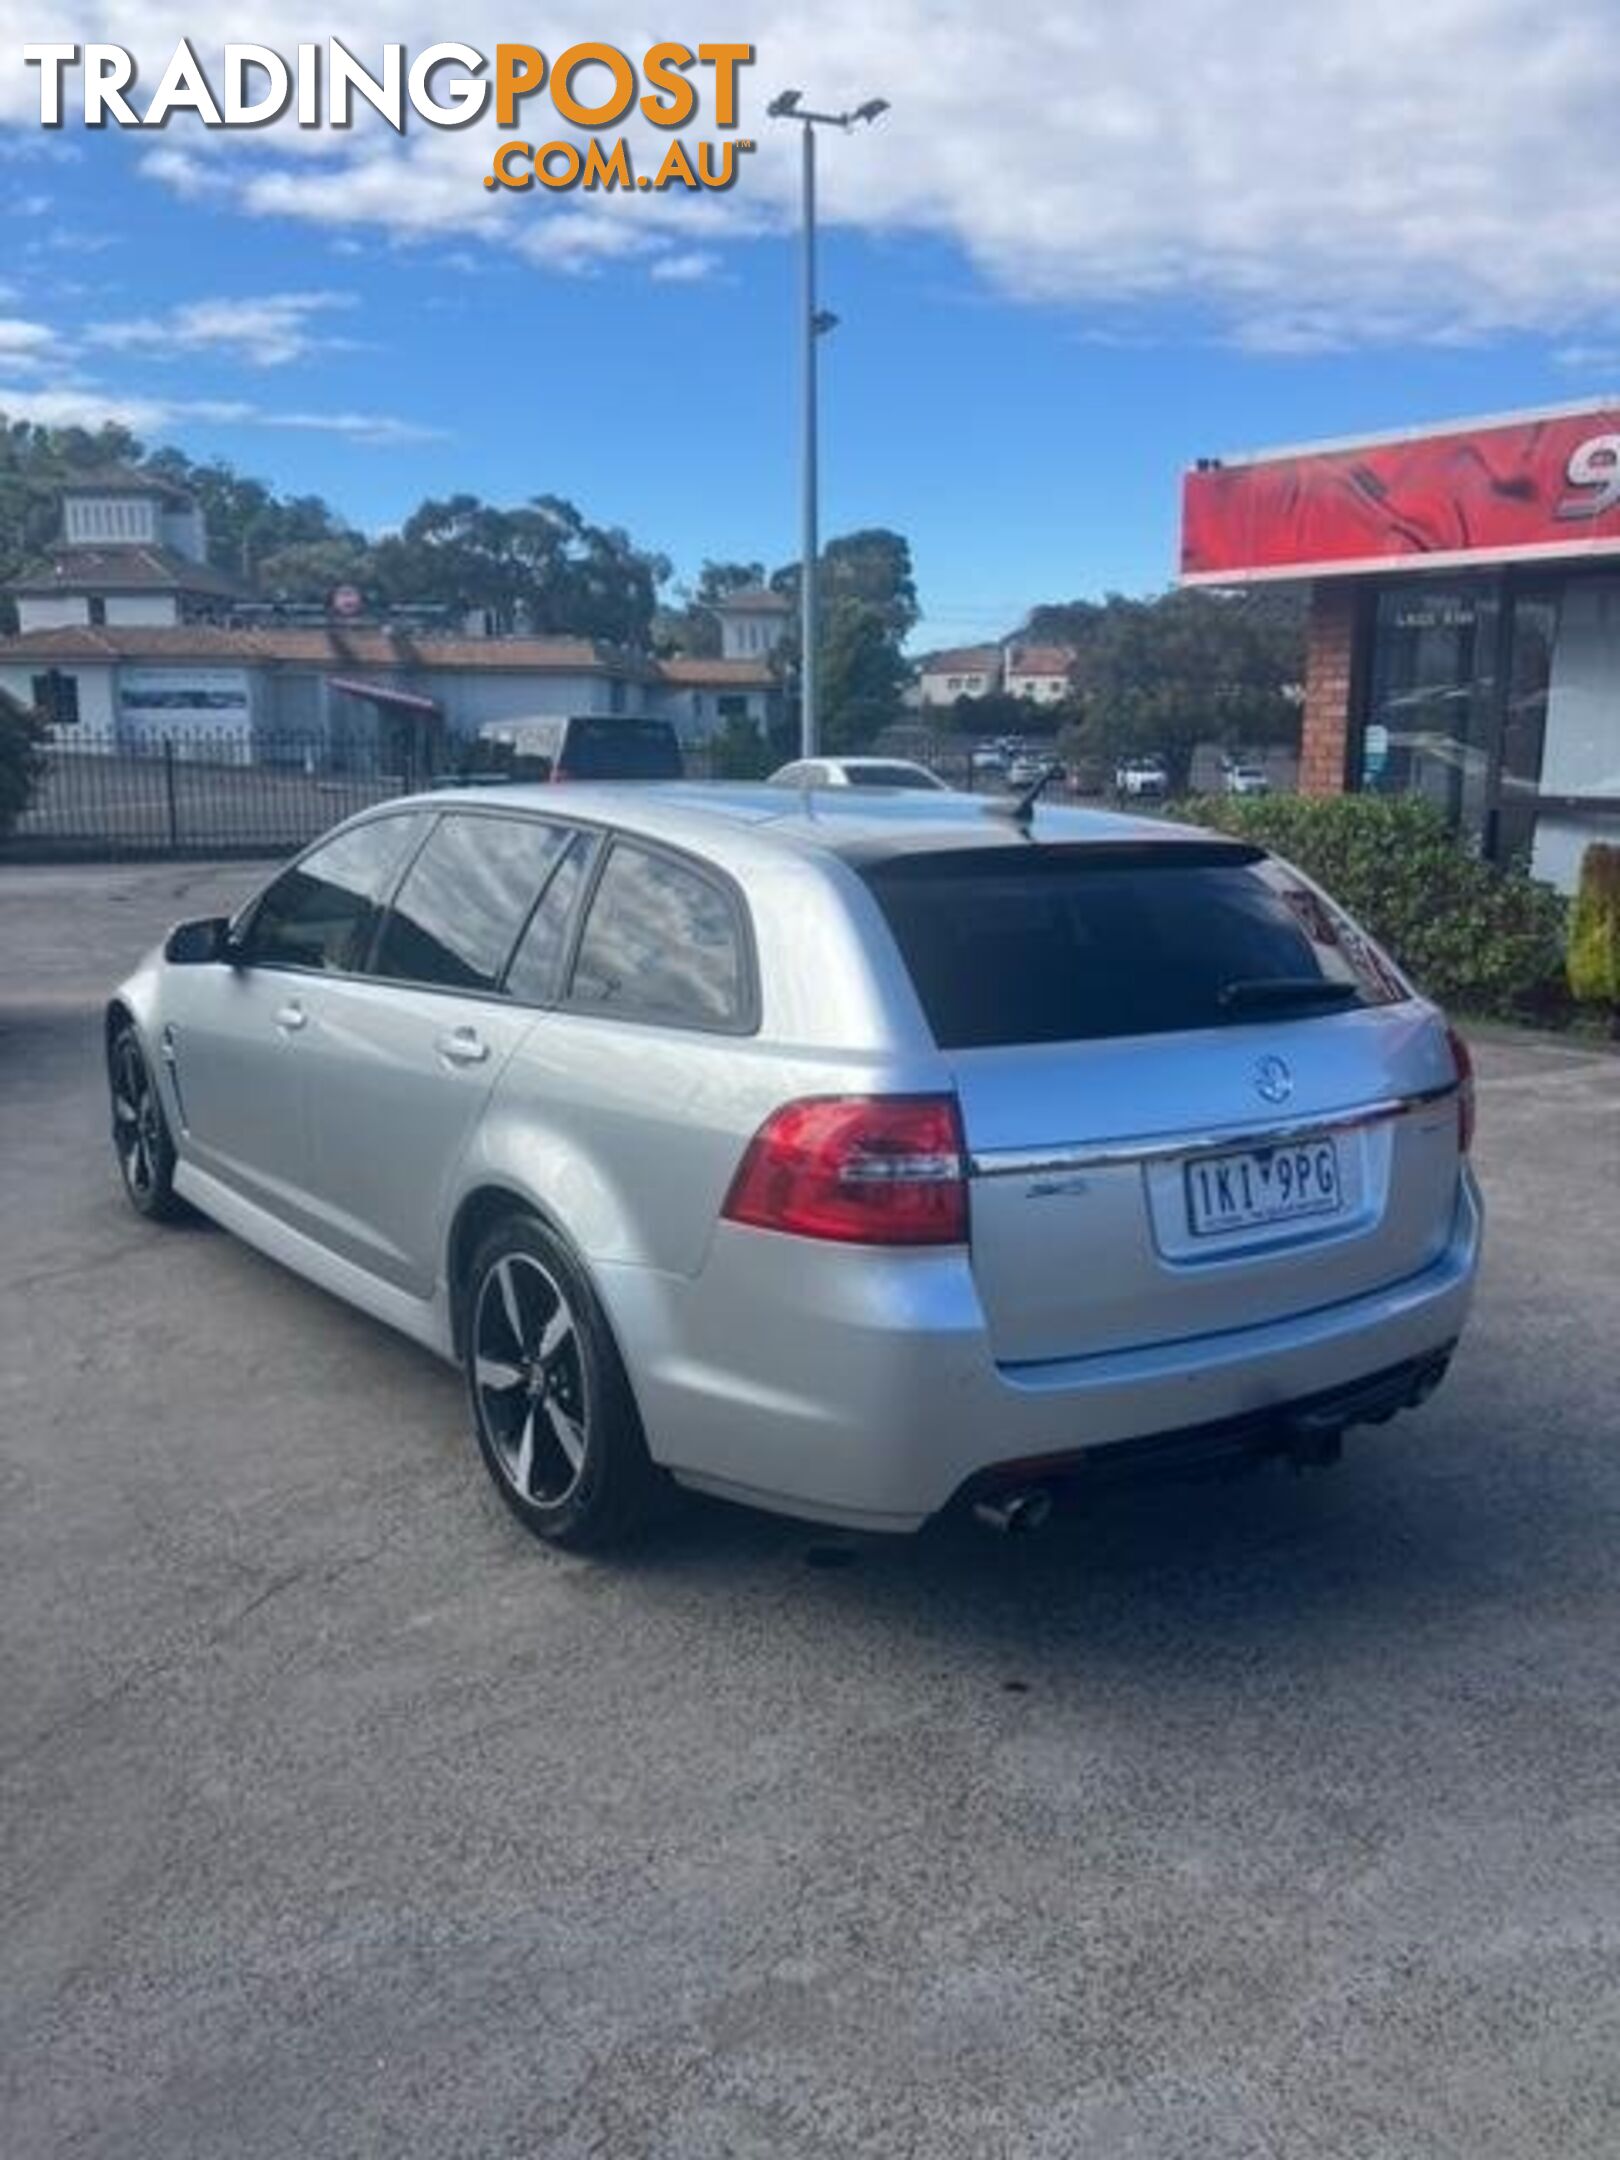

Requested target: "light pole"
[{"left": 767, "top": 90, "right": 889, "bottom": 758}]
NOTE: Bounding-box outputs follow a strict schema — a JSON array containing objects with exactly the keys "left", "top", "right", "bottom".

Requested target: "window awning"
[{"left": 327, "top": 675, "right": 441, "bottom": 714}]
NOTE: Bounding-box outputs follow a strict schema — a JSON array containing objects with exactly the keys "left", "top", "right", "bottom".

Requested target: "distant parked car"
[
  {"left": 478, "top": 715, "right": 684, "bottom": 783},
  {"left": 768, "top": 757, "right": 951, "bottom": 792},
  {"left": 1115, "top": 756, "right": 1169, "bottom": 799},
  {"left": 1223, "top": 760, "right": 1272, "bottom": 798},
  {"left": 1006, "top": 754, "right": 1065, "bottom": 789}
]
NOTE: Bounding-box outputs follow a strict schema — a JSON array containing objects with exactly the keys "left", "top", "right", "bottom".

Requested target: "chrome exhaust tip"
[{"left": 973, "top": 1486, "right": 1055, "bottom": 1535}]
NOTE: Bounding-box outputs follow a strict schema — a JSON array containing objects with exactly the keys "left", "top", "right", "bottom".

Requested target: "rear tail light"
[
  {"left": 722, "top": 1094, "right": 968, "bottom": 1246},
  {"left": 1445, "top": 1025, "right": 1475, "bottom": 1154}
]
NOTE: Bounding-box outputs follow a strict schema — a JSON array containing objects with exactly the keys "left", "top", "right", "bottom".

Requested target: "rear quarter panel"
[{"left": 455, "top": 847, "right": 946, "bottom": 1281}]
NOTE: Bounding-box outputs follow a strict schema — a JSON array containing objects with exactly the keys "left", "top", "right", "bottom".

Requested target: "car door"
[
  {"left": 293, "top": 810, "right": 590, "bottom": 1296},
  {"left": 162, "top": 812, "right": 425, "bottom": 1229}
]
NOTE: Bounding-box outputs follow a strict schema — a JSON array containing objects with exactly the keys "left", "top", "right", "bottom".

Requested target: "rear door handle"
[
  {"left": 436, "top": 1025, "right": 489, "bottom": 1067},
  {"left": 274, "top": 1000, "right": 307, "bottom": 1033}
]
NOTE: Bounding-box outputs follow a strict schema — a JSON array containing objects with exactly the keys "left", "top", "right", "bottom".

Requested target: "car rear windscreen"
[
  {"left": 862, "top": 844, "right": 1405, "bottom": 1048},
  {"left": 562, "top": 720, "right": 684, "bottom": 780},
  {"left": 853, "top": 764, "right": 940, "bottom": 790}
]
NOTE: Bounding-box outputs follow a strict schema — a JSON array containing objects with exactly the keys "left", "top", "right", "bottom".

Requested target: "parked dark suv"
[{"left": 481, "top": 715, "right": 685, "bottom": 783}]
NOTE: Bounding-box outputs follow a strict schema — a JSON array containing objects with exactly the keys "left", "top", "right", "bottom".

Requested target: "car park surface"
[{"left": 3, "top": 859, "right": 1618, "bottom": 2159}]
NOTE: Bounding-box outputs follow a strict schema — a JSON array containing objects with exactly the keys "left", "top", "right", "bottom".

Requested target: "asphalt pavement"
[{"left": 2, "top": 858, "right": 1617, "bottom": 2160}]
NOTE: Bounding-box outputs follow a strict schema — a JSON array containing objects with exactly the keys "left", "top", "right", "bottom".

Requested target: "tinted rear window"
[
  {"left": 863, "top": 845, "right": 1404, "bottom": 1049},
  {"left": 560, "top": 720, "right": 683, "bottom": 780},
  {"left": 850, "top": 764, "right": 941, "bottom": 790}
]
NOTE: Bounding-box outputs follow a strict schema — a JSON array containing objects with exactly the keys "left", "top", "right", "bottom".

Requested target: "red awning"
[{"left": 327, "top": 675, "right": 441, "bottom": 714}]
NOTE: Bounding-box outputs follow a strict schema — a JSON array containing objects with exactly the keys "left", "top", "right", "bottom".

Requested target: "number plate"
[{"left": 1184, "top": 1138, "right": 1343, "bottom": 1237}]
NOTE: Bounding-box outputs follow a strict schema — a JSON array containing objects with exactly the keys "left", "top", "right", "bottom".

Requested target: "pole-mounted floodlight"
[{"left": 768, "top": 89, "right": 889, "bottom": 757}]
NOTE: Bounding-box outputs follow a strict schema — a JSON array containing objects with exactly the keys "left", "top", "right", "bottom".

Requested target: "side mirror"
[{"left": 163, "top": 915, "right": 233, "bottom": 965}]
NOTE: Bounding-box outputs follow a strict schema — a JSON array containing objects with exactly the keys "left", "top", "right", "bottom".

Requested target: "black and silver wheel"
[
  {"left": 465, "top": 1214, "right": 660, "bottom": 1548},
  {"left": 108, "top": 1021, "right": 184, "bottom": 1221}
]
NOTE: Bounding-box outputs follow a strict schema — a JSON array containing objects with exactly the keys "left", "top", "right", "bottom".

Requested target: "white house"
[
  {"left": 0, "top": 623, "right": 778, "bottom": 757},
  {"left": 916, "top": 645, "right": 1004, "bottom": 707},
  {"left": 8, "top": 467, "right": 244, "bottom": 633},
  {"left": 0, "top": 474, "right": 779, "bottom": 753},
  {"left": 710, "top": 586, "right": 792, "bottom": 661},
  {"left": 1003, "top": 644, "right": 1075, "bottom": 704}
]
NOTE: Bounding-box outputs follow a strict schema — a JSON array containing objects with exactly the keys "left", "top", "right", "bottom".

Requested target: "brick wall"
[{"left": 1300, "top": 581, "right": 1360, "bottom": 796}]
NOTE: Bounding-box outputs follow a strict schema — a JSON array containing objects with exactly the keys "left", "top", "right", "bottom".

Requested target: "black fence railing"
[
  {"left": 4, "top": 729, "right": 732, "bottom": 861},
  {"left": 6, "top": 726, "right": 1203, "bottom": 862},
  {"left": 6, "top": 731, "right": 414, "bottom": 860}
]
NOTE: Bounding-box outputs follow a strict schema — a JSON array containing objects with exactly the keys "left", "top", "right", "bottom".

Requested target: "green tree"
[
  {"left": 1074, "top": 587, "right": 1304, "bottom": 792},
  {"left": 0, "top": 683, "right": 44, "bottom": 837},
  {"left": 775, "top": 528, "right": 919, "bottom": 753},
  {"left": 144, "top": 448, "right": 357, "bottom": 581},
  {"left": 370, "top": 493, "right": 668, "bottom": 645},
  {"left": 253, "top": 534, "right": 379, "bottom": 605}
]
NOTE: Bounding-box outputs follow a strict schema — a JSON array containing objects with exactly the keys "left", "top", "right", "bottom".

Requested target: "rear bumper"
[{"left": 597, "top": 1169, "right": 1483, "bottom": 1533}]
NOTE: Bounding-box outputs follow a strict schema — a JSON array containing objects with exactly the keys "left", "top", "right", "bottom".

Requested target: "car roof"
[{"left": 380, "top": 780, "right": 1239, "bottom": 868}]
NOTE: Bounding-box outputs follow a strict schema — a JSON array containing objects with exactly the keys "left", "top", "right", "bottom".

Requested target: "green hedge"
[
  {"left": 1172, "top": 793, "right": 1571, "bottom": 1022},
  {"left": 1568, "top": 843, "right": 1620, "bottom": 1015}
]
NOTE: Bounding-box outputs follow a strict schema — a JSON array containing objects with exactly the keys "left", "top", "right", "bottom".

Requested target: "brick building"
[{"left": 1182, "top": 400, "right": 1620, "bottom": 890}]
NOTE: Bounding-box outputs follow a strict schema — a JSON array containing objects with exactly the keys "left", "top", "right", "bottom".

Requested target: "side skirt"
[{"left": 174, "top": 1160, "right": 455, "bottom": 1362}]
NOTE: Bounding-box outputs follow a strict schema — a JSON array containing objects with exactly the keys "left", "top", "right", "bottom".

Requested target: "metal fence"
[
  {"left": 5, "top": 727, "right": 1282, "bottom": 862},
  {"left": 4, "top": 730, "right": 731, "bottom": 861}
]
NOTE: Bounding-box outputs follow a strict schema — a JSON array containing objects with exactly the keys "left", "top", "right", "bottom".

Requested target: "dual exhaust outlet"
[{"left": 969, "top": 1419, "right": 1341, "bottom": 1535}]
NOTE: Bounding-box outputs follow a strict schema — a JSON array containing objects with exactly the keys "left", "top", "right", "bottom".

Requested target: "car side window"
[
  {"left": 240, "top": 815, "right": 422, "bottom": 974},
  {"left": 567, "top": 840, "right": 747, "bottom": 1030},
  {"left": 371, "top": 813, "right": 569, "bottom": 993},
  {"left": 504, "top": 833, "right": 597, "bottom": 1005}
]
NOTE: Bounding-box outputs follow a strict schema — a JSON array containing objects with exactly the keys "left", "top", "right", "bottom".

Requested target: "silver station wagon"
[{"left": 107, "top": 786, "right": 1481, "bottom": 1547}]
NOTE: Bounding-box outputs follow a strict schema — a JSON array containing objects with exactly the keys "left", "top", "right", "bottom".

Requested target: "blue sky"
[{"left": 2, "top": 8, "right": 1618, "bottom": 648}]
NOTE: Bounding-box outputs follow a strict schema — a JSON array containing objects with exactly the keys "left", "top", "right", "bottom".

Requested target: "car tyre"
[
  {"left": 108, "top": 1020, "right": 186, "bottom": 1222},
  {"left": 464, "top": 1213, "right": 662, "bottom": 1550}
]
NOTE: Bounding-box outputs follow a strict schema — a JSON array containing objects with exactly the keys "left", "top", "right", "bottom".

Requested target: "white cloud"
[
  {"left": 137, "top": 145, "right": 210, "bottom": 200},
  {"left": 649, "top": 251, "right": 722, "bottom": 284},
  {"left": 0, "top": 4, "right": 1618, "bottom": 347},
  {"left": 21, "top": 227, "right": 116, "bottom": 257},
  {"left": 86, "top": 291, "right": 360, "bottom": 368},
  {"left": 0, "top": 377, "right": 441, "bottom": 443},
  {"left": 0, "top": 316, "right": 52, "bottom": 355}
]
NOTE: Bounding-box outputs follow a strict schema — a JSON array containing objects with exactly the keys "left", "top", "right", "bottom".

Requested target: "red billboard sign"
[{"left": 1181, "top": 404, "right": 1620, "bottom": 583}]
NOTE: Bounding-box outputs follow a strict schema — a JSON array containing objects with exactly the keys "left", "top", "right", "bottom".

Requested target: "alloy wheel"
[
  {"left": 111, "top": 1034, "right": 162, "bottom": 1202},
  {"left": 472, "top": 1252, "right": 591, "bottom": 1507}
]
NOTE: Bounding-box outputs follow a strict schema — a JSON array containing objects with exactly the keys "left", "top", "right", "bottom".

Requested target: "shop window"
[
  {"left": 1360, "top": 582, "right": 1499, "bottom": 849},
  {"left": 1496, "top": 591, "right": 1558, "bottom": 862}
]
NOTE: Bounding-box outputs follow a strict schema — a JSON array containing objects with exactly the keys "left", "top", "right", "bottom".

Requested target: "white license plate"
[{"left": 1185, "top": 1137, "right": 1343, "bottom": 1237}]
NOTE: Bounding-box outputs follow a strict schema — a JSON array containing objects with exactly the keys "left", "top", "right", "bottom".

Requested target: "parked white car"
[
  {"left": 1115, "top": 757, "right": 1169, "bottom": 799},
  {"left": 768, "top": 757, "right": 951, "bottom": 792},
  {"left": 1223, "top": 761, "right": 1272, "bottom": 798}
]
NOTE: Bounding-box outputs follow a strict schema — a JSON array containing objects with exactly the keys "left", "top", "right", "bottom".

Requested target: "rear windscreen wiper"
[{"left": 1218, "top": 977, "right": 1360, "bottom": 1013}]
